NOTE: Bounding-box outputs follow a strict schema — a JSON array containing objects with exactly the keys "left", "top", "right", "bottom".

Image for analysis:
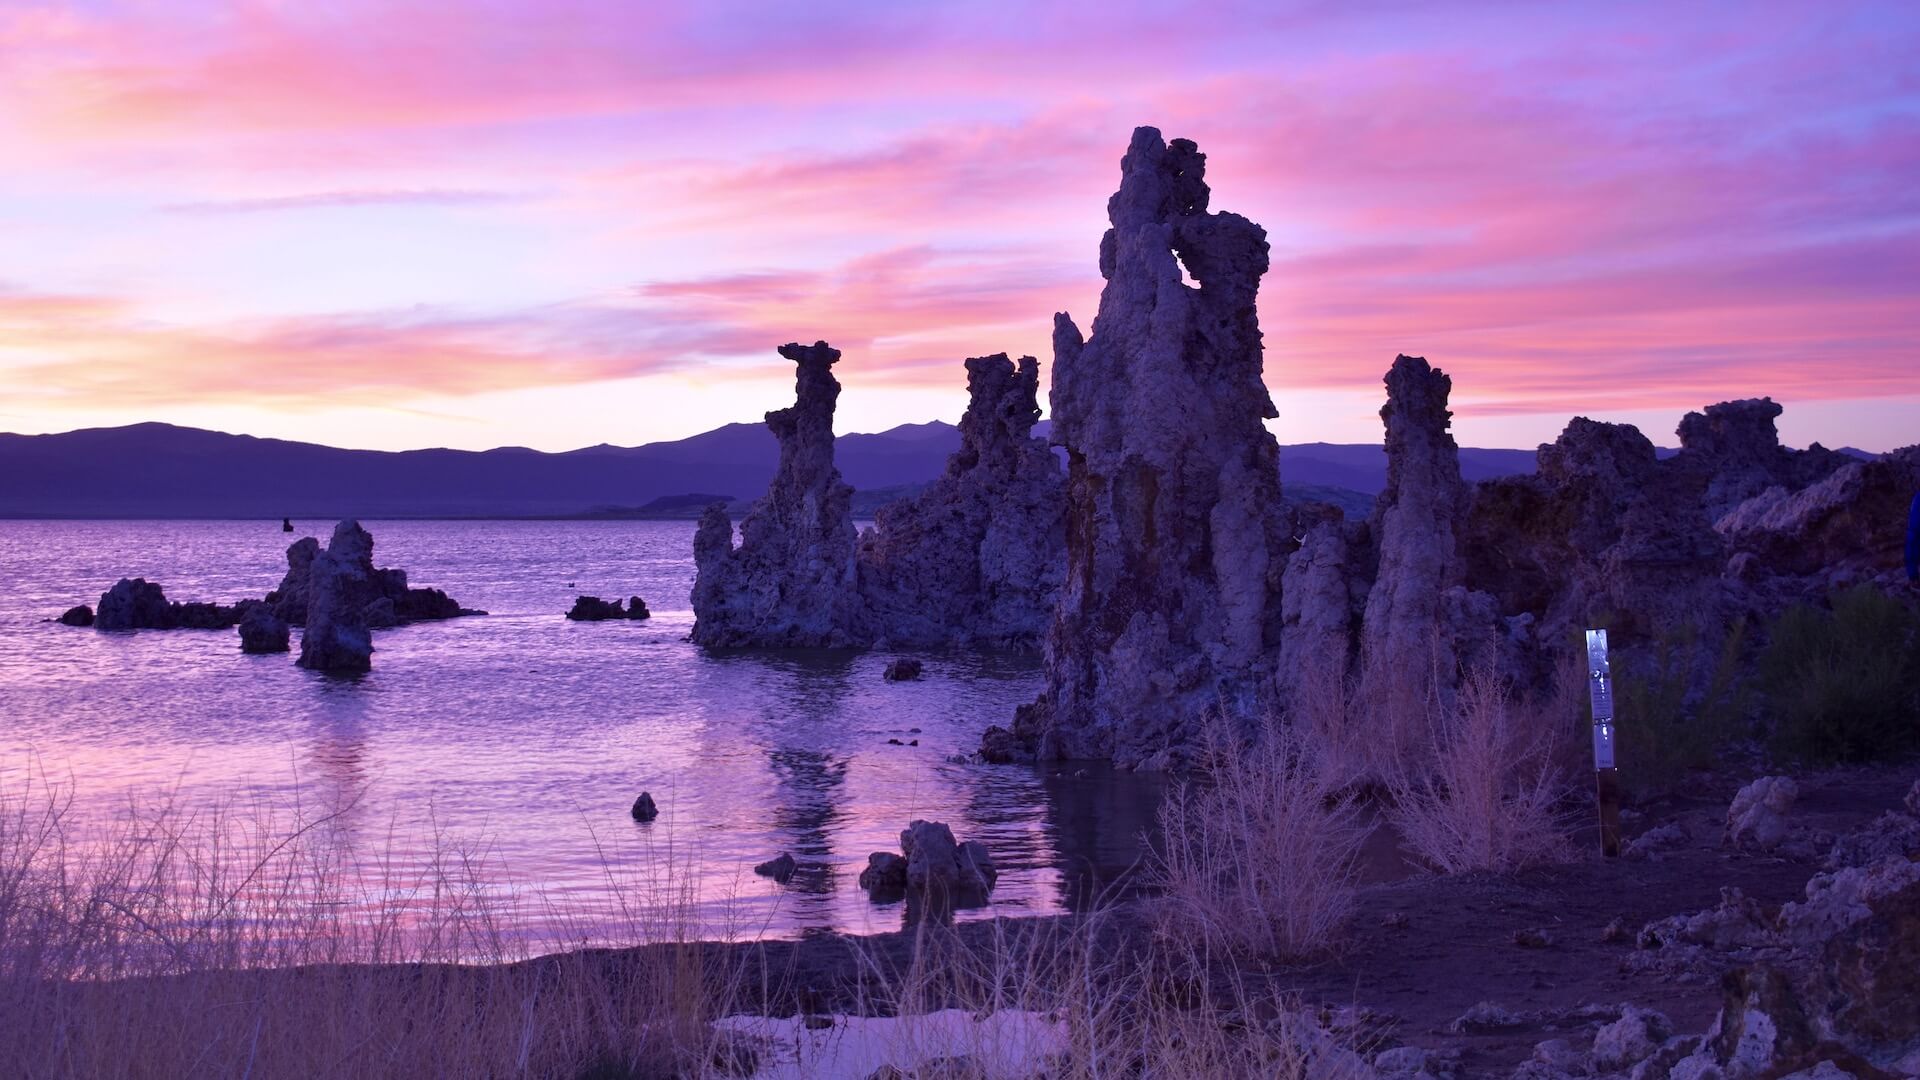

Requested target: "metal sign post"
[{"left": 1585, "top": 629, "right": 1621, "bottom": 857}]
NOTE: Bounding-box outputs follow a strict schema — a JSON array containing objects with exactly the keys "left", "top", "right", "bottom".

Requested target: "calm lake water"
[{"left": 0, "top": 519, "right": 1162, "bottom": 944}]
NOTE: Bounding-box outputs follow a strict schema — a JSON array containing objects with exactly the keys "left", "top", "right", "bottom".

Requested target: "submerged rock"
[
  {"left": 566, "top": 595, "right": 651, "bottom": 621},
  {"left": 1008, "top": 127, "right": 1286, "bottom": 766},
  {"left": 753, "top": 852, "right": 798, "bottom": 883},
  {"left": 858, "top": 353, "right": 1065, "bottom": 647},
  {"left": 857, "top": 852, "right": 908, "bottom": 897},
  {"left": 57, "top": 604, "right": 94, "bottom": 627},
  {"left": 882, "top": 658, "right": 923, "bottom": 682},
  {"left": 237, "top": 604, "right": 290, "bottom": 654},
  {"left": 691, "top": 342, "right": 865, "bottom": 648}
]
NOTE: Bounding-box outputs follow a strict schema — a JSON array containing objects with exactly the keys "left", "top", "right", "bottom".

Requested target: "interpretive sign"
[{"left": 1586, "top": 628, "right": 1622, "bottom": 857}]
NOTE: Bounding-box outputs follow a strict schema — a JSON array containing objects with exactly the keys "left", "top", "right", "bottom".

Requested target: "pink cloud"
[
  {"left": 2, "top": 2, "right": 1916, "bottom": 447},
  {"left": 162, "top": 188, "right": 528, "bottom": 214}
]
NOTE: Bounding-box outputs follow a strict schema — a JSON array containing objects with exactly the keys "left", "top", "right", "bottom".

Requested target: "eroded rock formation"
[
  {"left": 1465, "top": 415, "right": 1728, "bottom": 648},
  {"left": 1359, "top": 356, "right": 1500, "bottom": 689},
  {"left": 1717, "top": 446, "right": 1920, "bottom": 582},
  {"left": 998, "top": 127, "right": 1286, "bottom": 766},
  {"left": 266, "top": 521, "right": 476, "bottom": 630},
  {"left": 1674, "top": 398, "right": 1848, "bottom": 520},
  {"left": 858, "top": 353, "right": 1064, "bottom": 647},
  {"left": 566, "top": 595, "right": 651, "bottom": 621},
  {"left": 237, "top": 604, "right": 290, "bottom": 654},
  {"left": 296, "top": 523, "right": 376, "bottom": 673},
  {"left": 1275, "top": 506, "right": 1365, "bottom": 705},
  {"left": 93, "top": 578, "right": 250, "bottom": 631},
  {"left": 691, "top": 342, "right": 865, "bottom": 648}
]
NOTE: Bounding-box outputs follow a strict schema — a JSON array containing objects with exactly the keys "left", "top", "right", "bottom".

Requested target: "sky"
[{"left": 0, "top": 0, "right": 1916, "bottom": 453}]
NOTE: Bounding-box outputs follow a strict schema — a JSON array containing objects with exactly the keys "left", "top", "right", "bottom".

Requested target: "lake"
[{"left": 0, "top": 519, "right": 1163, "bottom": 945}]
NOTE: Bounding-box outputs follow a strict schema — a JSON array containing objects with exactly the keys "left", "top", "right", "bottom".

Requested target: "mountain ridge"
[{"left": 0, "top": 418, "right": 1718, "bottom": 519}]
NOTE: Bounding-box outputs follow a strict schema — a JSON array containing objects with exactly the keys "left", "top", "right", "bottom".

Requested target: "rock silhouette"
[
  {"left": 858, "top": 353, "right": 1065, "bottom": 647},
  {"left": 94, "top": 578, "right": 247, "bottom": 631},
  {"left": 691, "top": 341, "right": 865, "bottom": 648},
  {"left": 237, "top": 604, "right": 291, "bottom": 654},
  {"left": 566, "top": 595, "right": 651, "bottom": 621},
  {"left": 1001, "top": 127, "right": 1286, "bottom": 768},
  {"left": 295, "top": 522, "right": 377, "bottom": 673},
  {"left": 267, "top": 524, "right": 474, "bottom": 627}
]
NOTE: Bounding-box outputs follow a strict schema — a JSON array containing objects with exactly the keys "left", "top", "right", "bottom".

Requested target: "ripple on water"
[{"left": 0, "top": 519, "right": 1164, "bottom": 941}]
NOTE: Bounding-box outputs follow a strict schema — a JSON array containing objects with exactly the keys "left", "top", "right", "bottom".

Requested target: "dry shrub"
[
  {"left": 1148, "top": 717, "right": 1368, "bottom": 958},
  {"left": 1385, "top": 668, "right": 1572, "bottom": 874},
  {"left": 787, "top": 914, "right": 1362, "bottom": 1080},
  {"left": 1306, "top": 636, "right": 1454, "bottom": 790},
  {"left": 0, "top": 769, "right": 742, "bottom": 1079}
]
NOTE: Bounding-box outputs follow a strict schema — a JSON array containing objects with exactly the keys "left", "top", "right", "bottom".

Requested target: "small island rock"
[
  {"left": 237, "top": 605, "right": 291, "bottom": 654},
  {"left": 566, "top": 595, "right": 652, "bottom": 621},
  {"left": 753, "top": 853, "right": 798, "bottom": 883}
]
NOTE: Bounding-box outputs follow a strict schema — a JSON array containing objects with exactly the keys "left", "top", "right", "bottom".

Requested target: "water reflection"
[{"left": 0, "top": 519, "right": 1168, "bottom": 940}]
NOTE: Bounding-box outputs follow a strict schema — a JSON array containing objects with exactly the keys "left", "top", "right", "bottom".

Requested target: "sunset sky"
[{"left": 1, "top": 1, "right": 1915, "bottom": 452}]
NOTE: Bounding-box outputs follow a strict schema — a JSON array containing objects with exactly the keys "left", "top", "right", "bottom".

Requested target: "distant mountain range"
[{"left": 0, "top": 420, "right": 1877, "bottom": 519}]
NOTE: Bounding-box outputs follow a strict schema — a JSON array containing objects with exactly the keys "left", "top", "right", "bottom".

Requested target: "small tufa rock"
[
  {"left": 977, "top": 725, "right": 1031, "bottom": 764},
  {"left": 1777, "top": 856, "right": 1920, "bottom": 952},
  {"left": 1530, "top": 1038, "right": 1588, "bottom": 1073},
  {"left": 859, "top": 822, "right": 996, "bottom": 906},
  {"left": 1374, "top": 1045, "right": 1458, "bottom": 1078},
  {"left": 882, "top": 657, "right": 924, "bottom": 681},
  {"left": 1514, "top": 927, "right": 1556, "bottom": 949},
  {"left": 566, "top": 595, "right": 651, "bottom": 621},
  {"left": 630, "top": 792, "right": 659, "bottom": 822},
  {"left": 1592, "top": 1006, "right": 1674, "bottom": 1071},
  {"left": 753, "top": 852, "right": 797, "bottom": 883},
  {"left": 1638, "top": 887, "right": 1777, "bottom": 952},
  {"left": 237, "top": 604, "right": 291, "bottom": 654},
  {"left": 857, "top": 852, "right": 908, "bottom": 896},
  {"left": 1727, "top": 776, "right": 1799, "bottom": 851},
  {"left": 1626, "top": 821, "right": 1693, "bottom": 860},
  {"left": 1603, "top": 916, "right": 1633, "bottom": 944},
  {"left": 57, "top": 604, "right": 94, "bottom": 627},
  {"left": 1825, "top": 809, "right": 1920, "bottom": 870},
  {"left": 95, "top": 578, "right": 179, "bottom": 630},
  {"left": 1451, "top": 1001, "right": 1532, "bottom": 1033}
]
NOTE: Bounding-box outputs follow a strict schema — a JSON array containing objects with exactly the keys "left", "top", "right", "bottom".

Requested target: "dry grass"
[
  {"left": 0, "top": 769, "right": 743, "bottom": 1079},
  {"left": 1147, "top": 717, "right": 1368, "bottom": 959},
  {"left": 0, "top": 764, "right": 1378, "bottom": 1080},
  {"left": 757, "top": 913, "right": 1370, "bottom": 1080},
  {"left": 1383, "top": 668, "right": 1573, "bottom": 874}
]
